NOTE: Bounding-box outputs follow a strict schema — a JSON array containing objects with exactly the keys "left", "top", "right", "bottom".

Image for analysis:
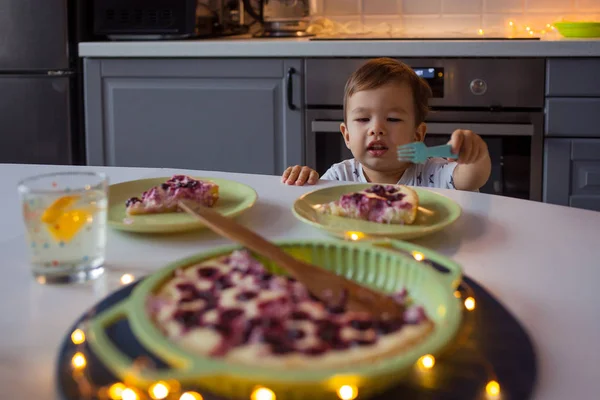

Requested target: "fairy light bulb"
[
  {"left": 486, "top": 380, "right": 501, "bottom": 397},
  {"left": 418, "top": 354, "right": 435, "bottom": 369},
  {"left": 71, "top": 329, "right": 86, "bottom": 344},
  {"left": 251, "top": 387, "right": 275, "bottom": 400},
  {"left": 108, "top": 383, "right": 127, "bottom": 400},
  {"left": 149, "top": 382, "right": 170, "bottom": 399},
  {"left": 464, "top": 296, "right": 476, "bottom": 311},
  {"left": 71, "top": 352, "right": 86, "bottom": 369},
  {"left": 121, "top": 388, "right": 138, "bottom": 400},
  {"left": 412, "top": 251, "right": 424, "bottom": 261},
  {"left": 180, "top": 392, "right": 204, "bottom": 400},
  {"left": 337, "top": 385, "right": 358, "bottom": 400},
  {"left": 120, "top": 274, "right": 134, "bottom": 285},
  {"left": 478, "top": 28, "right": 484, "bottom": 35}
]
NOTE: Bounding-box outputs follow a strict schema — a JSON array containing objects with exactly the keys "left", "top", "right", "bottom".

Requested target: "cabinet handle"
[{"left": 286, "top": 67, "right": 297, "bottom": 111}]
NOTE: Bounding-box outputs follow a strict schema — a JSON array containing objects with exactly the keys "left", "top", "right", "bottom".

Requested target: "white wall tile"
[
  {"left": 323, "top": 0, "right": 360, "bottom": 16},
  {"left": 438, "top": 14, "right": 483, "bottom": 32},
  {"left": 442, "top": 0, "right": 483, "bottom": 14},
  {"left": 362, "top": 0, "right": 401, "bottom": 15},
  {"left": 483, "top": 0, "right": 525, "bottom": 13},
  {"left": 525, "top": 0, "right": 575, "bottom": 12},
  {"left": 402, "top": 0, "right": 443, "bottom": 14}
]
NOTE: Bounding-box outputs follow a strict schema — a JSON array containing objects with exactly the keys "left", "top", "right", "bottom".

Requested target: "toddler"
[{"left": 281, "top": 57, "right": 491, "bottom": 190}]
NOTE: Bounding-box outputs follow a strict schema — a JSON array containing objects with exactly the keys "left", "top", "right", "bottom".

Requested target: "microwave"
[{"left": 92, "top": 0, "right": 216, "bottom": 40}]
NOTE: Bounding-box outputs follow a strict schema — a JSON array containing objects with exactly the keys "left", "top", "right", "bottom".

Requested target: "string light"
[
  {"left": 464, "top": 296, "right": 476, "bottom": 311},
  {"left": 486, "top": 380, "right": 501, "bottom": 397},
  {"left": 345, "top": 231, "right": 364, "bottom": 241},
  {"left": 108, "top": 383, "right": 127, "bottom": 400},
  {"left": 121, "top": 388, "right": 139, "bottom": 400},
  {"left": 337, "top": 385, "right": 358, "bottom": 400},
  {"left": 418, "top": 354, "right": 435, "bottom": 369},
  {"left": 71, "top": 352, "right": 86, "bottom": 369},
  {"left": 454, "top": 290, "right": 461, "bottom": 298},
  {"left": 148, "top": 382, "right": 170, "bottom": 399},
  {"left": 478, "top": 28, "right": 484, "bottom": 35},
  {"left": 412, "top": 251, "right": 424, "bottom": 261},
  {"left": 251, "top": 387, "right": 275, "bottom": 400},
  {"left": 120, "top": 274, "right": 135, "bottom": 285},
  {"left": 71, "top": 329, "right": 86, "bottom": 344},
  {"left": 179, "top": 392, "right": 204, "bottom": 400}
]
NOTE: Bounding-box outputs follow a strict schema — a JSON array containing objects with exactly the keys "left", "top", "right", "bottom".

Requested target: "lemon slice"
[
  {"left": 41, "top": 195, "right": 91, "bottom": 242},
  {"left": 45, "top": 209, "right": 91, "bottom": 242},
  {"left": 41, "top": 195, "right": 80, "bottom": 224}
]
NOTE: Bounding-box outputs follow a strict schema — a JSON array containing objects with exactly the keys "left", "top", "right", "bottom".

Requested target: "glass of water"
[{"left": 18, "top": 171, "right": 108, "bottom": 284}]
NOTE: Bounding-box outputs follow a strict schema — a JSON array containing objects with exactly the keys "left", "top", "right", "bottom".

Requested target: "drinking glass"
[{"left": 18, "top": 172, "right": 108, "bottom": 284}]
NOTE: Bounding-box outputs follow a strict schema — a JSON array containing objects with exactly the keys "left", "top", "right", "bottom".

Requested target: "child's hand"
[
  {"left": 281, "top": 165, "right": 319, "bottom": 186},
  {"left": 447, "top": 129, "right": 489, "bottom": 165}
]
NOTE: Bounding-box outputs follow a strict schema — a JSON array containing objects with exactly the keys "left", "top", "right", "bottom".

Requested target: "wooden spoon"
[{"left": 178, "top": 200, "right": 404, "bottom": 320}]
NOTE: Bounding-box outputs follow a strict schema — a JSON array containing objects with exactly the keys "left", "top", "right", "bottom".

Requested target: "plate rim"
[
  {"left": 291, "top": 183, "right": 462, "bottom": 239},
  {"left": 106, "top": 176, "right": 258, "bottom": 233}
]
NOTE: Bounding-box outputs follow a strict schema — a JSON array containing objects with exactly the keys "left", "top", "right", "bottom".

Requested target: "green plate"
[
  {"left": 87, "top": 239, "right": 463, "bottom": 400},
  {"left": 554, "top": 21, "right": 600, "bottom": 38},
  {"left": 107, "top": 177, "right": 258, "bottom": 233},
  {"left": 292, "top": 184, "right": 462, "bottom": 240}
]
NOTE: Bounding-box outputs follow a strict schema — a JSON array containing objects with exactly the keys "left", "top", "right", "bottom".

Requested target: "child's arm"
[{"left": 447, "top": 130, "right": 492, "bottom": 191}]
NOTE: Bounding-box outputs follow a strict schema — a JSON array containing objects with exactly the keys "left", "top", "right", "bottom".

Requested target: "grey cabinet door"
[
  {"left": 544, "top": 139, "right": 600, "bottom": 212},
  {"left": 84, "top": 59, "right": 303, "bottom": 175}
]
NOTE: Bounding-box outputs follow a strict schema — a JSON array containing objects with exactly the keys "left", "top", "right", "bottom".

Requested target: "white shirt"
[{"left": 321, "top": 158, "right": 458, "bottom": 189}]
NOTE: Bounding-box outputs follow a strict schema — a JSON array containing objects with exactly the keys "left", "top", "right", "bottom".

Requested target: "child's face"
[{"left": 341, "top": 81, "right": 426, "bottom": 173}]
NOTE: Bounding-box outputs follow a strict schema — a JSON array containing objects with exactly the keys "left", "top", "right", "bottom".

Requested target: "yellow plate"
[
  {"left": 292, "top": 184, "right": 462, "bottom": 240},
  {"left": 107, "top": 177, "right": 258, "bottom": 233}
]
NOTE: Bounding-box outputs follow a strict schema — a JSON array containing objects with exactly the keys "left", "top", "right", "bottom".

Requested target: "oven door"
[{"left": 306, "top": 109, "right": 544, "bottom": 201}]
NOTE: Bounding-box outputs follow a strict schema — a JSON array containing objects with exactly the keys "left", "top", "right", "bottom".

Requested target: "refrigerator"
[{"left": 0, "top": 0, "right": 91, "bottom": 165}]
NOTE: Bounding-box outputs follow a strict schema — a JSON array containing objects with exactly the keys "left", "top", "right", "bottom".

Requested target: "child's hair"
[{"left": 343, "top": 57, "right": 433, "bottom": 126}]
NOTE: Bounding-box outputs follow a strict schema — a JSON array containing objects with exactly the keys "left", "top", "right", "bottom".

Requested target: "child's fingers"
[
  {"left": 448, "top": 130, "right": 464, "bottom": 156},
  {"left": 307, "top": 170, "right": 319, "bottom": 184},
  {"left": 281, "top": 167, "right": 292, "bottom": 182},
  {"left": 295, "top": 167, "right": 312, "bottom": 185},
  {"left": 457, "top": 135, "right": 472, "bottom": 164},
  {"left": 285, "top": 165, "right": 302, "bottom": 184}
]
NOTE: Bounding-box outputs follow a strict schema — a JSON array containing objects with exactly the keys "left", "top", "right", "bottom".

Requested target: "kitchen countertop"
[
  {"left": 78, "top": 36, "right": 600, "bottom": 58},
  {"left": 2, "top": 163, "right": 600, "bottom": 400}
]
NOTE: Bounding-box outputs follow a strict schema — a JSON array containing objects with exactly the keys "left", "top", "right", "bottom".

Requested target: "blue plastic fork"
[{"left": 397, "top": 142, "right": 458, "bottom": 164}]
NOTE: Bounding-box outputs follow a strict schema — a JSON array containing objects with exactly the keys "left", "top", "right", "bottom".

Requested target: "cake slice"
[
  {"left": 317, "top": 184, "right": 418, "bottom": 224},
  {"left": 125, "top": 175, "right": 219, "bottom": 215}
]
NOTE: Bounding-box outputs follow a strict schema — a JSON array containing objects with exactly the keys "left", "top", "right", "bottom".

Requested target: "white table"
[{"left": 2, "top": 163, "right": 599, "bottom": 400}]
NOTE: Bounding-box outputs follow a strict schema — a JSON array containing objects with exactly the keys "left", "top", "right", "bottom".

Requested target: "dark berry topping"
[
  {"left": 197, "top": 267, "right": 219, "bottom": 279},
  {"left": 303, "top": 346, "right": 328, "bottom": 356},
  {"left": 349, "top": 319, "right": 374, "bottom": 331},
  {"left": 316, "top": 320, "right": 340, "bottom": 343},
  {"left": 290, "top": 311, "right": 310, "bottom": 320},
  {"left": 220, "top": 308, "right": 244, "bottom": 323},
  {"left": 125, "top": 197, "right": 141, "bottom": 207},
  {"left": 235, "top": 291, "right": 258, "bottom": 302},
  {"left": 287, "top": 329, "right": 306, "bottom": 340},
  {"left": 161, "top": 183, "right": 169, "bottom": 190},
  {"left": 214, "top": 275, "right": 234, "bottom": 291},
  {"left": 173, "top": 310, "right": 199, "bottom": 328},
  {"left": 377, "top": 318, "right": 404, "bottom": 334}
]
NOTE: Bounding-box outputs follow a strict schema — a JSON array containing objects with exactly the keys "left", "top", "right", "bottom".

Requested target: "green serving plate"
[
  {"left": 554, "top": 21, "right": 600, "bottom": 38},
  {"left": 87, "top": 239, "right": 463, "bottom": 400},
  {"left": 292, "top": 184, "right": 462, "bottom": 240},
  {"left": 107, "top": 176, "right": 258, "bottom": 233}
]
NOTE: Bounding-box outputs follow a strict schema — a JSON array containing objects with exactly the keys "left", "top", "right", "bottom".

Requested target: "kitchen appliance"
[
  {"left": 92, "top": 0, "right": 247, "bottom": 40},
  {"left": 305, "top": 58, "right": 545, "bottom": 201},
  {"left": 0, "top": 0, "right": 92, "bottom": 165},
  {"left": 243, "top": 0, "right": 313, "bottom": 38}
]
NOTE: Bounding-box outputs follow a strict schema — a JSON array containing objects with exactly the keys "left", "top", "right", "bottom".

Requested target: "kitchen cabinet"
[
  {"left": 543, "top": 58, "right": 600, "bottom": 211},
  {"left": 83, "top": 58, "right": 304, "bottom": 175},
  {"left": 544, "top": 139, "right": 600, "bottom": 212}
]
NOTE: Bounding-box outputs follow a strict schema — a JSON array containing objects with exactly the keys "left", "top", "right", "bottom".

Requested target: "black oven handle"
[{"left": 311, "top": 121, "right": 534, "bottom": 136}]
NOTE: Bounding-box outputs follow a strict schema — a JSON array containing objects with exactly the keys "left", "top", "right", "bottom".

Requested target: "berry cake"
[
  {"left": 125, "top": 175, "right": 219, "bottom": 215},
  {"left": 147, "top": 249, "right": 434, "bottom": 369},
  {"left": 317, "top": 184, "right": 419, "bottom": 225}
]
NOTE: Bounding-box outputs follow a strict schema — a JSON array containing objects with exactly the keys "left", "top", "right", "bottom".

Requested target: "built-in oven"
[{"left": 304, "top": 58, "right": 546, "bottom": 201}]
